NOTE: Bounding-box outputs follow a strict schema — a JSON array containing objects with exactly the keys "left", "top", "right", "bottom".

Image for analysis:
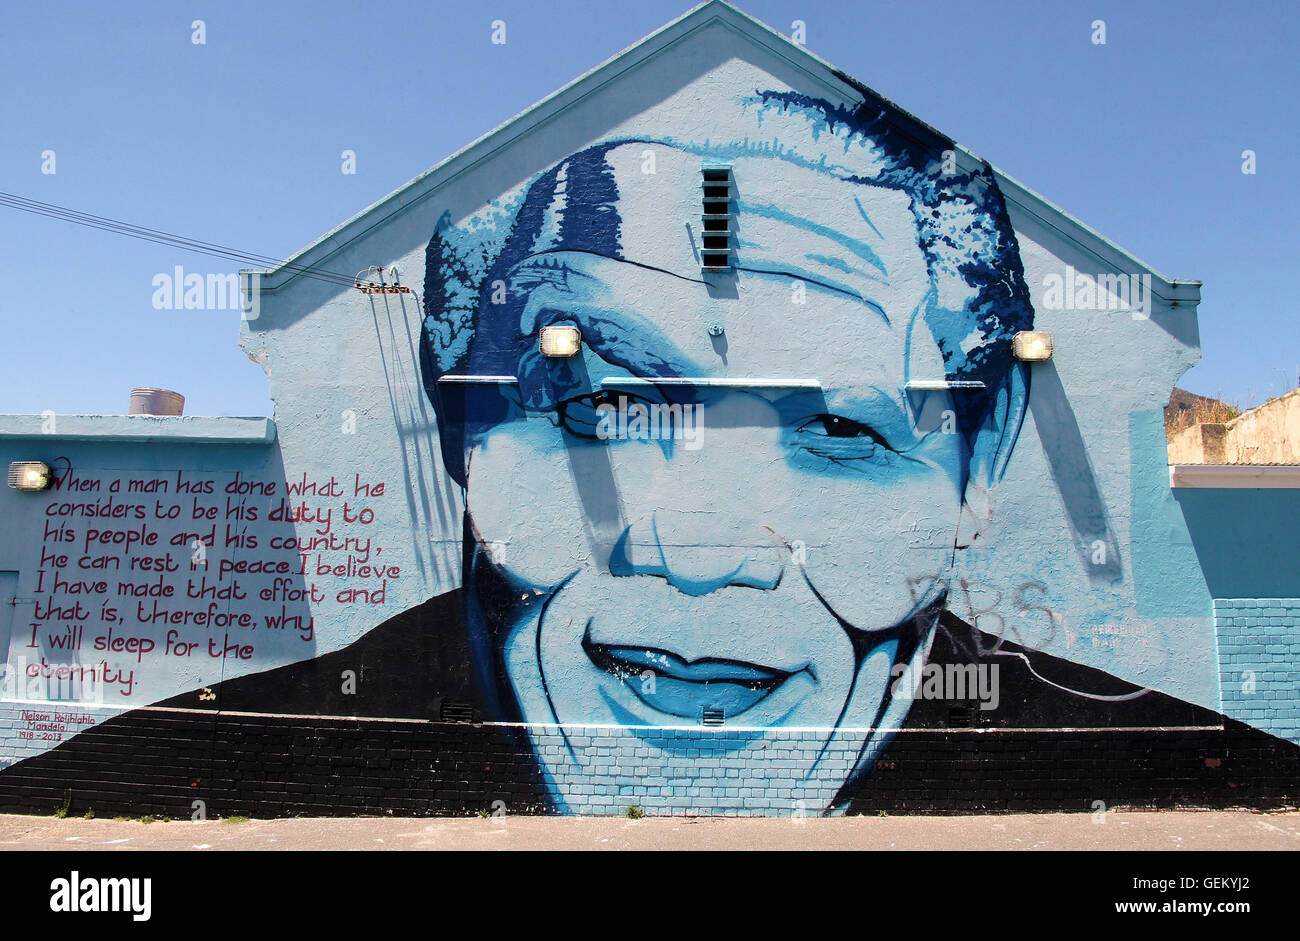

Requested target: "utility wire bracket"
[{"left": 354, "top": 265, "right": 411, "bottom": 294}]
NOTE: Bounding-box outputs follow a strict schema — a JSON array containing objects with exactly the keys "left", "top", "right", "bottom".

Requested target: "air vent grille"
[
  {"left": 947, "top": 706, "right": 976, "bottom": 728},
  {"left": 700, "top": 166, "right": 733, "bottom": 272},
  {"left": 440, "top": 699, "right": 474, "bottom": 723}
]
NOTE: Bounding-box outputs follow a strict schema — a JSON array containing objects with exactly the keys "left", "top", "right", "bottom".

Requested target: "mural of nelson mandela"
[
  {"left": 418, "top": 90, "right": 1043, "bottom": 813},
  {"left": 5, "top": 89, "right": 1298, "bottom": 819}
]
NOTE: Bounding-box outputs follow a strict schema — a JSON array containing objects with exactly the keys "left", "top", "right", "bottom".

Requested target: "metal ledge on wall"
[
  {"left": 1169, "top": 464, "right": 1300, "bottom": 489},
  {"left": 601, "top": 378, "right": 822, "bottom": 389},
  {"left": 0, "top": 415, "right": 277, "bottom": 445},
  {"left": 904, "top": 380, "right": 987, "bottom": 391},
  {"left": 437, "top": 376, "right": 520, "bottom": 384}
]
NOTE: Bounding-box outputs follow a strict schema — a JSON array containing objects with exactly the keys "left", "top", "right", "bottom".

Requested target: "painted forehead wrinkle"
[{"left": 738, "top": 200, "right": 889, "bottom": 278}]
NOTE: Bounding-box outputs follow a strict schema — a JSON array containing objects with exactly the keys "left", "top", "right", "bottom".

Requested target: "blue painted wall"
[
  {"left": 1215, "top": 600, "right": 1300, "bottom": 745},
  {"left": 1, "top": 3, "right": 1294, "bottom": 815},
  {"left": 1178, "top": 490, "right": 1300, "bottom": 599}
]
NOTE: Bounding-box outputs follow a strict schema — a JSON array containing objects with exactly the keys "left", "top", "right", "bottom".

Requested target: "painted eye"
[
  {"left": 797, "top": 415, "right": 892, "bottom": 448},
  {"left": 557, "top": 391, "right": 662, "bottom": 439},
  {"left": 556, "top": 391, "right": 619, "bottom": 437}
]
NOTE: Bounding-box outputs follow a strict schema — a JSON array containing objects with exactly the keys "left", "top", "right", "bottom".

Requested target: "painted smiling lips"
[{"left": 582, "top": 634, "right": 811, "bottom": 720}]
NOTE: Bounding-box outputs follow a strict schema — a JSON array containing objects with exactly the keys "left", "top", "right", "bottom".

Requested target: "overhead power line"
[{"left": 0, "top": 191, "right": 374, "bottom": 290}]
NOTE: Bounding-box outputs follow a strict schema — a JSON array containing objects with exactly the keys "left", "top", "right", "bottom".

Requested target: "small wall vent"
[
  {"left": 947, "top": 706, "right": 976, "bottom": 728},
  {"left": 701, "top": 707, "right": 725, "bottom": 726},
  {"left": 439, "top": 699, "right": 474, "bottom": 723},
  {"left": 700, "top": 166, "right": 733, "bottom": 272}
]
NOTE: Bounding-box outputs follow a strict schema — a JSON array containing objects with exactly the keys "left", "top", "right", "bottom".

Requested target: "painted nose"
[{"left": 609, "top": 509, "right": 785, "bottom": 595}]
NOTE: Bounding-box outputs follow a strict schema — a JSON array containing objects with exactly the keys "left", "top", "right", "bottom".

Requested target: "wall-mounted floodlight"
[
  {"left": 539, "top": 325, "right": 582, "bottom": 358},
  {"left": 1012, "top": 331, "right": 1054, "bottom": 362},
  {"left": 8, "top": 461, "right": 52, "bottom": 492}
]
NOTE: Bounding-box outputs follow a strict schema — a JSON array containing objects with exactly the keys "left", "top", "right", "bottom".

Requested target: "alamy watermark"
[
  {"left": 50, "top": 871, "right": 151, "bottom": 921},
  {"left": 1040, "top": 267, "right": 1152, "bottom": 319},
  {"left": 1, "top": 655, "right": 111, "bottom": 704},
  {"left": 151, "top": 266, "right": 261, "bottom": 320},
  {"left": 595, "top": 396, "right": 704, "bottom": 450},
  {"left": 890, "top": 661, "right": 1000, "bottom": 711}
]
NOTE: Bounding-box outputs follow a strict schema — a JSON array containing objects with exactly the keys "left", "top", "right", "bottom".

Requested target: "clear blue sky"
[{"left": 1, "top": 0, "right": 1295, "bottom": 417}]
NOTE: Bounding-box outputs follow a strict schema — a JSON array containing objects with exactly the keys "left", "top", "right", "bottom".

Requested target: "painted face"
[{"left": 456, "top": 181, "right": 983, "bottom": 810}]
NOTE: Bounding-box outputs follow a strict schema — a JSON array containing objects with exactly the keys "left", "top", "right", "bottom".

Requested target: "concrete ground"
[{"left": 1, "top": 810, "right": 1297, "bottom": 850}]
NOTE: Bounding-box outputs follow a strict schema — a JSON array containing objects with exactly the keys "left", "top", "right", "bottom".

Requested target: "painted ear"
[{"left": 955, "top": 362, "right": 1030, "bottom": 548}]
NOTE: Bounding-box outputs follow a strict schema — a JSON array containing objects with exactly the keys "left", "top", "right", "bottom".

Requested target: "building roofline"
[
  {"left": 248, "top": 0, "right": 1199, "bottom": 306},
  {"left": 1170, "top": 464, "right": 1300, "bottom": 489},
  {"left": 0, "top": 415, "right": 276, "bottom": 445}
]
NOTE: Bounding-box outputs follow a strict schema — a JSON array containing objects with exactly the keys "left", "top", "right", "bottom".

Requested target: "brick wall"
[
  {"left": 0, "top": 701, "right": 127, "bottom": 771},
  {"left": 527, "top": 727, "right": 864, "bottom": 816},
  {"left": 1215, "top": 598, "right": 1300, "bottom": 744},
  {"left": 0, "top": 707, "right": 1295, "bottom": 818}
]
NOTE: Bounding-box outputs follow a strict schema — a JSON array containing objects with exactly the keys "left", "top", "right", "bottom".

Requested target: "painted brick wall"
[
  {"left": 1, "top": 712, "right": 1295, "bottom": 818},
  {"left": 528, "top": 727, "right": 864, "bottom": 816},
  {"left": 1215, "top": 599, "right": 1300, "bottom": 744},
  {"left": 0, "top": 701, "right": 126, "bottom": 771}
]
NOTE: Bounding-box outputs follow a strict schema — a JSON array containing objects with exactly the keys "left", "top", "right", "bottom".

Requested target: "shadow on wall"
[
  {"left": 1028, "top": 362, "right": 1123, "bottom": 585},
  {"left": 368, "top": 290, "right": 463, "bottom": 589},
  {"left": 1174, "top": 488, "right": 1300, "bottom": 598}
]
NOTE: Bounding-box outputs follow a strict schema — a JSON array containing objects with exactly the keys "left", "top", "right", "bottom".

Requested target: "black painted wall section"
[{"left": 0, "top": 710, "right": 1294, "bottom": 819}]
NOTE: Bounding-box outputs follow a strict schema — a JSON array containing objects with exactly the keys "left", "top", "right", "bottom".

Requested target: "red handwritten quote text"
[{"left": 22, "top": 467, "right": 398, "bottom": 718}]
